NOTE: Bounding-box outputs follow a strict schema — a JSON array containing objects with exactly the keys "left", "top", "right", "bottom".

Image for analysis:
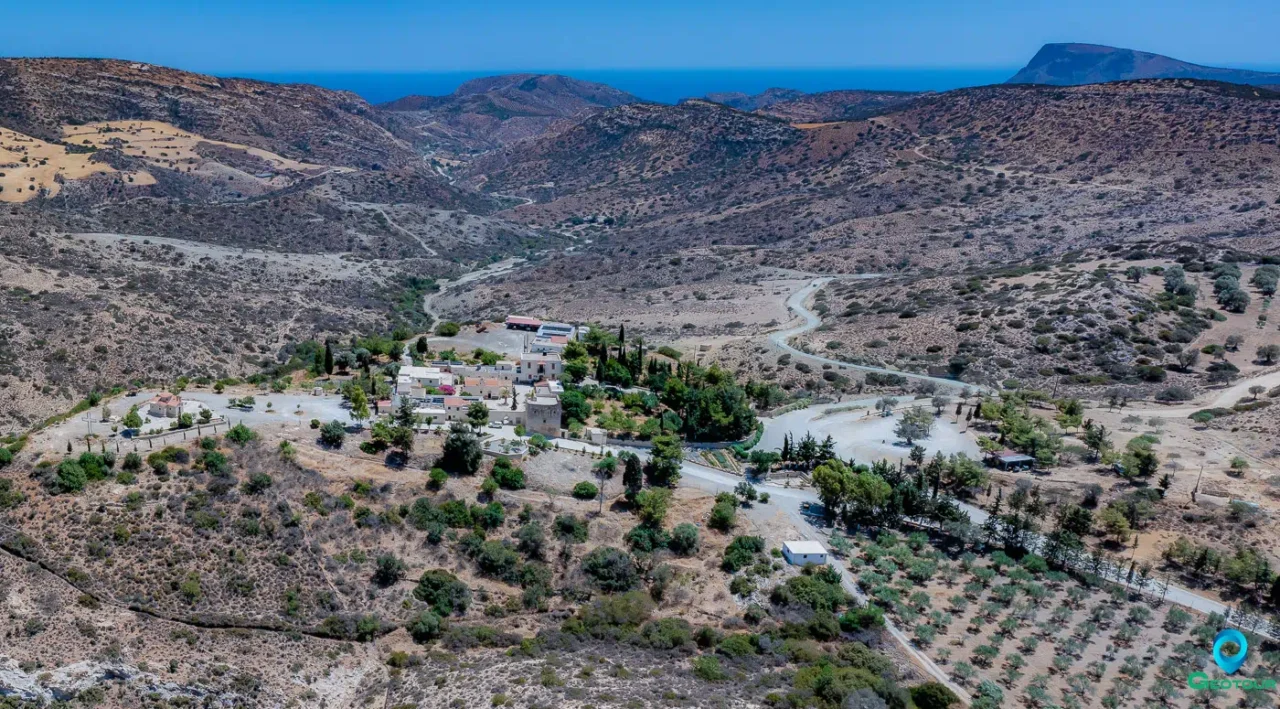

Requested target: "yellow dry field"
[
  {"left": 0, "top": 127, "right": 152, "bottom": 202},
  {"left": 61, "top": 120, "right": 328, "bottom": 174}
]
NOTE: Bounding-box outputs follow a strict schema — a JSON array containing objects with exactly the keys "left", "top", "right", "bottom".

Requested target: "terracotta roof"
[
  {"left": 443, "top": 397, "right": 467, "bottom": 407},
  {"left": 506, "top": 315, "right": 542, "bottom": 326},
  {"left": 149, "top": 393, "right": 181, "bottom": 406}
]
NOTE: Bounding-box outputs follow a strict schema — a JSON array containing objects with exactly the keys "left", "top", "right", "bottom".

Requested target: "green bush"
[
  {"left": 490, "top": 459, "right": 525, "bottom": 490},
  {"left": 708, "top": 496, "right": 737, "bottom": 532},
  {"left": 624, "top": 524, "right": 670, "bottom": 552},
  {"left": 716, "top": 633, "right": 757, "bottom": 658},
  {"left": 640, "top": 617, "right": 694, "bottom": 650},
  {"left": 554, "top": 514, "right": 589, "bottom": 543},
  {"left": 413, "top": 570, "right": 471, "bottom": 615},
  {"left": 721, "top": 535, "right": 765, "bottom": 572},
  {"left": 225, "top": 423, "right": 257, "bottom": 445},
  {"left": 839, "top": 605, "right": 885, "bottom": 631},
  {"left": 669, "top": 523, "right": 700, "bottom": 556},
  {"left": 692, "top": 656, "right": 727, "bottom": 681},
  {"left": 571, "top": 481, "right": 598, "bottom": 499},
  {"left": 567, "top": 590, "right": 654, "bottom": 636},
  {"left": 581, "top": 546, "right": 639, "bottom": 592}
]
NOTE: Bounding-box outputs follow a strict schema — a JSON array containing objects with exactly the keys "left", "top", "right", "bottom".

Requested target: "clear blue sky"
[{"left": 5, "top": 0, "right": 1278, "bottom": 73}]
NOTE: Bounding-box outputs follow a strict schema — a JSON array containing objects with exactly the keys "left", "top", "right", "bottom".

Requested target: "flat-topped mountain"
[
  {"left": 1008, "top": 43, "right": 1280, "bottom": 88},
  {"left": 380, "top": 73, "right": 640, "bottom": 152}
]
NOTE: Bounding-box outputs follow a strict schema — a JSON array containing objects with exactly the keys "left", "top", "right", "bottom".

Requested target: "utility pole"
[{"left": 1192, "top": 464, "right": 1205, "bottom": 502}]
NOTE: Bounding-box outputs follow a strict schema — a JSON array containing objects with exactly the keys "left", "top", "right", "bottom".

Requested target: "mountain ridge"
[
  {"left": 1008, "top": 43, "right": 1280, "bottom": 88},
  {"left": 378, "top": 73, "right": 640, "bottom": 151}
]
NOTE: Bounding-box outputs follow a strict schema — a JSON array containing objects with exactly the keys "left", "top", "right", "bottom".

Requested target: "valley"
[{"left": 0, "top": 40, "right": 1279, "bottom": 709}]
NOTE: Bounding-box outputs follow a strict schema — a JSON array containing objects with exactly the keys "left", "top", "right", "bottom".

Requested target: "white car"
[{"left": 488, "top": 422, "right": 503, "bottom": 429}]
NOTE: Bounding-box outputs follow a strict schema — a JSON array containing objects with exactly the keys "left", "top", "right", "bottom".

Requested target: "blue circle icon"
[{"left": 1213, "top": 628, "right": 1248, "bottom": 675}]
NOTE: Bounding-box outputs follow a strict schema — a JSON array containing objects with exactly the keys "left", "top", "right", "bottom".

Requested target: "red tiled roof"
[
  {"left": 506, "top": 315, "right": 542, "bottom": 326},
  {"left": 149, "top": 393, "right": 181, "bottom": 406},
  {"left": 443, "top": 397, "right": 466, "bottom": 407}
]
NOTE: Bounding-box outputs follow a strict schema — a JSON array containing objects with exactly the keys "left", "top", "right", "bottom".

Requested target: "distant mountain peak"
[{"left": 1008, "top": 43, "right": 1280, "bottom": 88}]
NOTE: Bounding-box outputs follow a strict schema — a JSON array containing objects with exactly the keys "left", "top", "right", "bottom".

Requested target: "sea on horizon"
[{"left": 233, "top": 67, "right": 1019, "bottom": 105}]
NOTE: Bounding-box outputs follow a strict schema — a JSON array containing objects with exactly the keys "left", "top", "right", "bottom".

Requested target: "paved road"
[{"left": 770, "top": 277, "right": 988, "bottom": 394}]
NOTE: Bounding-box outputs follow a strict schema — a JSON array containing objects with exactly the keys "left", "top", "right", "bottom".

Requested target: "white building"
[
  {"left": 517, "top": 352, "right": 562, "bottom": 384},
  {"left": 782, "top": 541, "right": 828, "bottom": 566},
  {"left": 397, "top": 366, "right": 453, "bottom": 392},
  {"left": 535, "top": 322, "right": 576, "bottom": 340},
  {"left": 528, "top": 334, "right": 569, "bottom": 355}
]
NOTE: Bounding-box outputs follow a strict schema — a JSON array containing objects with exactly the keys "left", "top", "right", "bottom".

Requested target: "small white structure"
[{"left": 782, "top": 541, "right": 828, "bottom": 566}]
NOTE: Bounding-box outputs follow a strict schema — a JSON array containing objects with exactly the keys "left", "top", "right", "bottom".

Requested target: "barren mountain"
[
  {"left": 456, "top": 79, "right": 1280, "bottom": 398},
  {"left": 1008, "top": 43, "right": 1280, "bottom": 88},
  {"left": 0, "top": 59, "right": 562, "bottom": 431},
  {"left": 379, "top": 73, "right": 639, "bottom": 153},
  {"left": 0, "top": 58, "right": 416, "bottom": 168}
]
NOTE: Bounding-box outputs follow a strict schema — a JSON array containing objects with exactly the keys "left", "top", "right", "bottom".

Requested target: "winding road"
[{"left": 771, "top": 277, "right": 988, "bottom": 394}]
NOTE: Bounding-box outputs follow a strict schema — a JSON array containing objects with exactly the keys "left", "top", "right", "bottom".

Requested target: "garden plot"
[{"left": 850, "top": 531, "right": 1280, "bottom": 708}]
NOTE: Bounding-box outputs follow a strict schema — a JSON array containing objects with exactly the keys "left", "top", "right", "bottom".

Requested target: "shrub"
[
  {"left": 716, "top": 633, "right": 757, "bottom": 658},
  {"left": 624, "top": 524, "right": 670, "bottom": 552},
  {"left": 428, "top": 467, "right": 448, "bottom": 489},
  {"left": 490, "top": 459, "right": 525, "bottom": 490},
  {"left": 319, "top": 420, "right": 346, "bottom": 448},
  {"left": 413, "top": 570, "right": 471, "bottom": 615},
  {"left": 572, "top": 481, "right": 599, "bottom": 499},
  {"left": 839, "top": 605, "right": 885, "bottom": 630},
  {"left": 475, "top": 541, "right": 521, "bottom": 583},
  {"left": 568, "top": 591, "right": 654, "bottom": 636},
  {"left": 225, "top": 424, "right": 257, "bottom": 445},
  {"left": 581, "top": 547, "right": 639, "bottom": 592},
  {"left": 554, "top": 514, "right": 589, "bottom": 543},
  {"left": 911, "top": 682, "right": 961, "bottom": 709},
  {"left": 669, "top": 523, "right": 701, "bottom": 556},
  {"left": 640, "top": 617, "right": 694, "bottom": 650},
  {"left": 708, "top": 495, "right": 737, "bottom": 532},
  {"left": 721, "top": 536, "right": 765, "bottom": 572},
  {"left": 1155, "top": 385, "right": 1194, "bottom": 403},
  {"left": 692, "top": 655, "right": 727, "bottom": 681},
  {"left": 373, "top": 554, "right": 406, "bottom": 587}
]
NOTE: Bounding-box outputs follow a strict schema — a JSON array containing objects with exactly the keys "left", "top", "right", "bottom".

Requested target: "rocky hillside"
[
  {"left": 467, "top": 99, "right": 800, "bottom": 194},
  {"left": 703, "top": 87, "right": 807, "bottom": 111},
  {"left": 0, "top": 59, "right": 562, "bottom": 432},
  {"left": 379, "top": 73, "right": 639, "bottom": 152},
  {"left": 1008, "top": 43, "right": 1280, "bottom": 88},
  {"left": 754, "top": 89, "right": 921, "bottom": 123},
  {"left": 0, "top": 58, "right": 416, "bottom": 168},
  {"left": 886, "top": 79, "right": 1280, "bottom": 186}
]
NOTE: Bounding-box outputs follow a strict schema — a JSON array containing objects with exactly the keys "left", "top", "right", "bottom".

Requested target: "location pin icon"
[{"left": 1213, "top": 629, "right": 1248, "bottom": 674}]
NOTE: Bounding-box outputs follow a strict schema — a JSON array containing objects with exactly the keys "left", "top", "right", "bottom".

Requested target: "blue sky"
[{"left": 5, "top": 0, "right": 1278, "bottom": 73}]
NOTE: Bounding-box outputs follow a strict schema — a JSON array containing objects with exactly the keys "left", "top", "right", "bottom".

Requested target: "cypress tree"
[{"left": 324, "top": 341, "right": 334, "bottom": 376}]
